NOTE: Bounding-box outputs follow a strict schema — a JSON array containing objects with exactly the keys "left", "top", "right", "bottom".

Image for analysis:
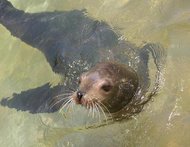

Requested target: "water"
[{"left": 0, "top": 0, "right": 190, "bottom": 146}]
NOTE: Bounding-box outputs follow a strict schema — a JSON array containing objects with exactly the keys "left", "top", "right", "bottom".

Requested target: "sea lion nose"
[{"left": 76, "top": 91, "right": 83, "bottom": 101}]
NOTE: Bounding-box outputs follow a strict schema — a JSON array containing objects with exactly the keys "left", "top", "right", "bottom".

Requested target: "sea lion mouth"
[
  {"left": 72, "top": 91, "right": 130, "bottom": 114},
  {"left": 72, "top": 90, "right": 96, "bottom": 108}
]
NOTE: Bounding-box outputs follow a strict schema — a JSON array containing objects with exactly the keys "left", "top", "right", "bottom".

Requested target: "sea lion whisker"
[
  {"left": 87, "top": 102, "right": 91, "bottom": 110},
  {"left": 65, "top": 100, "right": 72, "bottom": 111},
  {"left": 59, "top": 98, "right": 73, "bottom": 112},
  {"left": 57, "top": 98, "right": 71, "bottom": 112},
  {"left": 94, "top": 103, "right": 101, "bottom": 123},
  {"left": 52, "top": 93, "right": 73, "bottom": 99},
  {"left": 49, "top": 94, "right": 72, "bottom": 106},
  {"left": 88, "top": 105, "right": 92, "bottom": 117},
  {"left": 92, "top": 102, "right": 96, "bottom": 118},
  {"left": 50, "top": 96, "right": 71, "bottom": 106},
  {"left": 71, "top": 100, "right": 75, "bottom": 113},
  {"left": 63, "top": 98, "right": 73, "bottom": 110},
  {"left": 49, "top": 96, "right": 70, "bottom": 110},
  {"left": 98, "top": 101, "right": 113, "bottom": 121},
  {"left": 88, "top": 102, "right": 94, "bottom": 118},
  {"left": 96, "top": 103, "right": 108, "bottom": 124},
  {"left": 60, "top": 100, "right": 72, "bottom": 114},
  {"left": 88, "top": 98, "right": 94, "bottom": 118},
  {"left": 49, "top": 93, "right": 72, "bottom": 106},
  {"left": 66, "top": 100, "right": 74, "bottom": 113},
  {"left": 95, "top": 103, "right": 101, "bottom": 124}
]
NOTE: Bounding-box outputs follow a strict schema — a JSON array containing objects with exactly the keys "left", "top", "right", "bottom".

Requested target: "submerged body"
[{"left": 0, "top": 0, "right": 166, "bottom": 119}]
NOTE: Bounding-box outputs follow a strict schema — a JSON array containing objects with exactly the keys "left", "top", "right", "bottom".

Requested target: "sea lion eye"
[{"left": 101, "top": 84, "right": 112, "bottom": 92}]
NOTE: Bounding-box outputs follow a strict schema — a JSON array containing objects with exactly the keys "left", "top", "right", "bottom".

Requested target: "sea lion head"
[{"left": 71, "top": 62, "right": 139, "bottom": 114}]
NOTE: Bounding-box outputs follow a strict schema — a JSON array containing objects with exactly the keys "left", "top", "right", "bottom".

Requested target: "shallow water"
[{"left": 0, "top": 0, "right": 190, "bottom": 146}]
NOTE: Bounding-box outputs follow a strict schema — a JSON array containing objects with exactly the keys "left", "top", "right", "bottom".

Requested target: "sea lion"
[
  {"left": 71, "top": 62, "right": 139, "bottom": 114},
  {"left": 0, "top": 0, "right": 166, "bottom": 119}
]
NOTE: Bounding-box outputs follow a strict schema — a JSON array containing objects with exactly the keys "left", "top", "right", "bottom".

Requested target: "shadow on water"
[{"left": 0, "top": 83, "right": 68, "bottom": 113}]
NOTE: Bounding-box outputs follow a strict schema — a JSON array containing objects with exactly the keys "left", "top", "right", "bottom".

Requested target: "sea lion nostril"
[{"left": 77, "top": 91, "right": 83, "bottom": 100}]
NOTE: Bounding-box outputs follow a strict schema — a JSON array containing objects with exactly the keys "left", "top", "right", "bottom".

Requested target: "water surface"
[{"left": 0, "top": 0, "right": 190, "bottom": 146}]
